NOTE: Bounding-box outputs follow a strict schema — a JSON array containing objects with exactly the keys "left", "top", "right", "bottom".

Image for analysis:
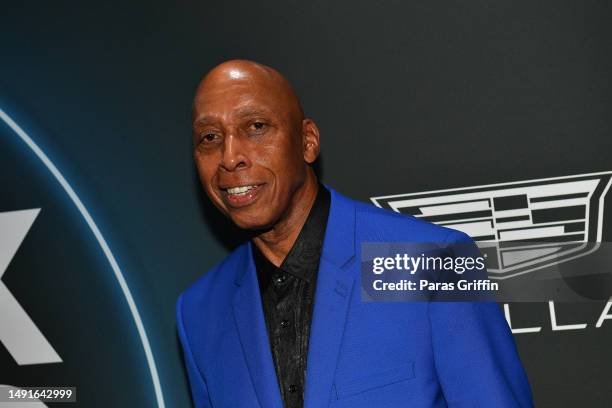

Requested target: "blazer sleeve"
[
  {"left": 428, "top": 231, "right": 534, "bottom": 407},
  {"left": 176, "top": 293, "right": 213, "bottom": 408}
]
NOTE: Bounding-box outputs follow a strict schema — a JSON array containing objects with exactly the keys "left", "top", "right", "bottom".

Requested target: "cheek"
[
  {"left": 256, "top": 139, "right": 305, "bottom": 181},
  {"left": 194, "top": 153, "right": 216, "bottom": 179},
  {"left": 194, "top": 158, "right": 220, "bottom": 197}
]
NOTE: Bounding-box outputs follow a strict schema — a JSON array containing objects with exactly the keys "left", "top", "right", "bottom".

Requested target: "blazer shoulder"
[
  {"left": 352, "top": 198, "right": 470, "bottom": 243},
  {"left": 178, "top": 242, "right": 248, "bottom": 310}
]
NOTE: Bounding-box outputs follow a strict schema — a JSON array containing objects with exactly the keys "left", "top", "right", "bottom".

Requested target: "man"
[{"left": 176, "top": 59, "right": 533, "bottom": 408}]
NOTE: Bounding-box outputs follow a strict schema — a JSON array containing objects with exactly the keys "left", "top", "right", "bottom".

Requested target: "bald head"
[{"left": 194, "top": 59, "right": 304, "bottom": 124}]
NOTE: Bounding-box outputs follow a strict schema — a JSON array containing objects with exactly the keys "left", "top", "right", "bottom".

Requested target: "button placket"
[{"left": 274, "top": 273, "right": 287, "bottom": 285}]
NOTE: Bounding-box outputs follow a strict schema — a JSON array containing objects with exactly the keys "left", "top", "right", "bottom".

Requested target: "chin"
[{"left": 229, "top": 211, "right": 275, "bottom": 232}]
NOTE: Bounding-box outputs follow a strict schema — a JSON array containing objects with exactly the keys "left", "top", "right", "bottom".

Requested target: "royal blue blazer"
[{"left": 177, "top": 186, "right": 533, "bottom": 407}]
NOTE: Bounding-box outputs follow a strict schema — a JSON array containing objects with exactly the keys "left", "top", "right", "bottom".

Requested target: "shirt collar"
[{"left": 253, "top": 183, "right": 331, "bottom": 283}]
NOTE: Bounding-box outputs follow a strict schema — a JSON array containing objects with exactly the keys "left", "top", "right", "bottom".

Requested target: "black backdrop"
[{"left": 1, "top": 1, "right": 611, "bottom": 406}]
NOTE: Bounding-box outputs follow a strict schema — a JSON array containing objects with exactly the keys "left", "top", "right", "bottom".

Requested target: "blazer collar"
[
  {"left": 320, "top": 184, "right": 356, "bottom": 268},
  {"left": 232, "top": 243, "right": 284, "bottom": 408},
  {"left": 304, "top": 185, "right": 357, "bottom": 408}
]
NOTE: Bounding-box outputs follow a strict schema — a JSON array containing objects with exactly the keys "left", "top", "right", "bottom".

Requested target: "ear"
[{"left": 301, "top": 119, "right": 321, "bottom": 164}]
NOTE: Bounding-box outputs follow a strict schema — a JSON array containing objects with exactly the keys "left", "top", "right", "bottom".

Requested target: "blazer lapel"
[
  {"left": 232, "top": 243, "right": 284, "bottom": 408},
  {"left": 304, "top": 187, "right": 357, "bottom": 408}
]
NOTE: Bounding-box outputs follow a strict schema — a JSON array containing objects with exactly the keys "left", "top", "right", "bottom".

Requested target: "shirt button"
[
  {"left": 280, "top": 319, "right": 290, "bottom": 328},
  {"left": 274, "top": 274, "right": 287, "bottom": 285},
  {"left": 288, "top": 384, "right": 298, "bottom": 393}
]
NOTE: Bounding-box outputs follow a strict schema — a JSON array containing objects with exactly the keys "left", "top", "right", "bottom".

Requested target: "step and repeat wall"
[{"left": 1, "top": 1, "right": 611, "bottom": 407}]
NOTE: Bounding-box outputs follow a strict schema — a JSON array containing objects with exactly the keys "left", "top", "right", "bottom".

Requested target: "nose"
[{"left": 220, "top": 133, "right": 250, "bottom": 172}]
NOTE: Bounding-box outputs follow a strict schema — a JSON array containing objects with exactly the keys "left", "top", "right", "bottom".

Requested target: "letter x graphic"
[{"left": 0, "top": 209, "right": 61, "bottom": 365}]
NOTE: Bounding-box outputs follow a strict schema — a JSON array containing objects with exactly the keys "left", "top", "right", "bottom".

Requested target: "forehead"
[{"left": 193, "top": 79, "right": 288, "bottom": 124}]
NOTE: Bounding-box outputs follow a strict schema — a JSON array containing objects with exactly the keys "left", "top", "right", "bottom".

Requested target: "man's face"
[{"left": 192, "top": 75, "right": 307, "bottom": 230}]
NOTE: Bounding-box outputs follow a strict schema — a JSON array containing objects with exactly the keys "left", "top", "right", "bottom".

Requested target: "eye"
[
  {"left": 250, "top": 121, "right": 266, "bottom": 131},
  {"left": 200, "top": 132, "right": 218, "bottom": 143}
]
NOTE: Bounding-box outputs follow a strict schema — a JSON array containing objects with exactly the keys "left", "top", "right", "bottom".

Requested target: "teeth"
[{"left": 227, "top": 185, "right": 256, "bottom": 195}]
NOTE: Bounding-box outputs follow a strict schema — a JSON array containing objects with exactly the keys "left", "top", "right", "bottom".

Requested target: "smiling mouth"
[
  {"left": 220, "top": 183, "right": 265, "bottom": 207},
  {"left": 226, "top": 185, "right": 258, "bottom": 195}
]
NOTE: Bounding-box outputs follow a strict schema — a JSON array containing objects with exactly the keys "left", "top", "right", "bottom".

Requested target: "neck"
[{"left": 252, "top": 170, "right": 319, "bottom": 267}]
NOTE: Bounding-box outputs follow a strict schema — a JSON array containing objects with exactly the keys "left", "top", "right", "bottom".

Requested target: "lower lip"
[{"left": 223, "top": 184, "right": 265, "bottom": 208}]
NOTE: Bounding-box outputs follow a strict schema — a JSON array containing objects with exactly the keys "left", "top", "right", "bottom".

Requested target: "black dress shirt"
[{"left": 253, "top": 184, "right": 331, "bottom": 408}]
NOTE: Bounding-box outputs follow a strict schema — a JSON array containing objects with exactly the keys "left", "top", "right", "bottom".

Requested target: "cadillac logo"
[{"left": 371, "top": 172, "right": 612, "bottom": 279}]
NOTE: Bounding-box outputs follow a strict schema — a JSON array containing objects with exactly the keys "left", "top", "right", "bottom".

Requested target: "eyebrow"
[
  {"left": 193, "top": 117, "right": 218, "bottom": 127},
  {"left": 193, "top": 107, "right": 272, "bottom": 127},
  {"left": 234, "top": 106, "right": 271, "bottom": 118}
]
